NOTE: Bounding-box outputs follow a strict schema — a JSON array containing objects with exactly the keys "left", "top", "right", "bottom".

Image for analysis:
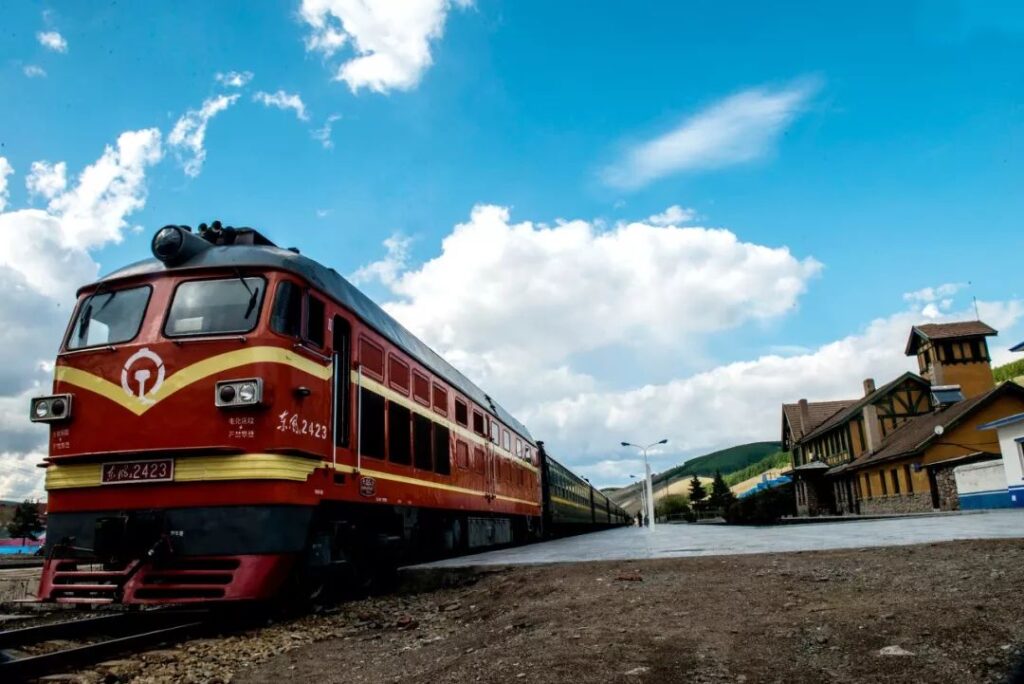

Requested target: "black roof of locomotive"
[{"left": 99, "top": 243, "right": 534, "bottom": 441}]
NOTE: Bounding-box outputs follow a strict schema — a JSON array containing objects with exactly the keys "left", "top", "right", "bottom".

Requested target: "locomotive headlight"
[
  {"left": 215, "top": 378, "right": 263, "bottom": 408},
  {"left": 238, "top": 383, "right": 257, "bottom": 403},
  {"left": 152, "top": 225, "right": 184, "bottom": 260},
  {"left": 30, "top": 394, "right": 73, "bottom": 423}
]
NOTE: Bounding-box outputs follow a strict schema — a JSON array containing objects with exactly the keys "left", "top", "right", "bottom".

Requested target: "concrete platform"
[{"left": 409, "top": 508, "right": 1024, "bottom": 569}]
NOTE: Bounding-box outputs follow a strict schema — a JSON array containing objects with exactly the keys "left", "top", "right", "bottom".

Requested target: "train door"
[{"left": 331, "top": 316, "right": 352, "bottom": 455}]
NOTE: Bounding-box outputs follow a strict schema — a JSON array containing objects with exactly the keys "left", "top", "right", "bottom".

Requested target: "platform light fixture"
[{"left": 620, "top": 439, "right": 668, "bottom": 530}]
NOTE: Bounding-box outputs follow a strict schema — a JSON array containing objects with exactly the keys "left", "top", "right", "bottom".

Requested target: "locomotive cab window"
[
  {"left": 66, "top": 285, "right": 151, "bottom": 350},
  {"left": 165, "top": 277, "right": 265, "bottom": 337},
  {"left": 270, "top": 281, "right": 302, "bottom": 337}
]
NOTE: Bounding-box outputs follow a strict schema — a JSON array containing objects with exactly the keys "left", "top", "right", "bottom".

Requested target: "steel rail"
[{"left": 0, "top": 609, "right": 210, "bottom": 681}]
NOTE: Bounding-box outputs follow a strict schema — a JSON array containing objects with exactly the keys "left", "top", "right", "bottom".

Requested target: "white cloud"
[
  {"left": 373, "top": 205, "right": 821, "bottom": 370},
  {"left": 0, "top": 130, "right": 163, "bottom": 499},
  {"left": 0, "top": 158, "right": 13, "bottom": 212},
  {"left": 298, "top": 0, "right": 470, "bottom": 93},
  {"left": 26, "top": 161, "right": 67, "bottom": 200},
  {"left": 23, "top": 64, "right": 47, "bottom": 78},
  {"left": 356, "top": 206, "right": 1022, "bottom": 488},
  {"left": 312, "top": 114, "right": 342, "bottom": 149},
  {"left": 352, "top": 233, "right": 411, "bottom": 286},
  {"left": 316, "top": 208, "right": 332, "bottom": 218},
  {"left": 603, "top": 78, "right": 821, "bottom": 189},
  {"left": 37, "top": 30, "right": 68, "bottom": 53},
  {"left": 168, "top": 94, "right": 239, "bottom": 177},
  {"left": 647, "top": 205, "right": 696, "bottom": 226},
  {"left": 215, "top": 70, "right": 254, "bottom": 88},
  {"left": 254, "top": 90, "right": 309, "bottom": 121}
]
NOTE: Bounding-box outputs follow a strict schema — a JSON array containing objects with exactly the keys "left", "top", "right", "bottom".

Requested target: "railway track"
[{"left": 0, "top": 609, "right": 211, "bottom": 681}]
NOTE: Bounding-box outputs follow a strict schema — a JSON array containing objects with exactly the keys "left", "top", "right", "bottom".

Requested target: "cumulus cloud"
[
  {"left": 372, "top": 205, "right": 822, "bottom": 368},
  {"left": 37, "top": 30, "right": 67, "bottom": 53},
  {"left": 0, "top": 158, "right": 13, "bottom": 212},
  {"left": 254, "top": 90, "right": 309, "bottom": 121},
  {"left": 312, "top": 114, "right": 342, "bottom": 149},
  {"left": 23, "top": 65, "right": 47, "bottom": 78},
  {"left": 215, "top": 70, "right": 254, "bottom": 88},
  {"left": 351, "top": 233, "right": 411, "bottom": 286},
  {"left": 603, "top": 78, "right": 821, "bottom": 189},
  {"left": 26, "top": 161, "right": 68, "bottom": 200},
  {"left": 356, "top": 206, "right": 1022, "bottom": 487},
  {"left": 168, "top": 94, "right": 239, "bottom": 177},
  {"left": 299, "top": 0, "right": 471, "bottom": 93},
  {"left": 647, "top": 205, "right": 696, "bottom": 226},
  {"left": 0, "top": 131, "right": 163, "bottom": 500}
]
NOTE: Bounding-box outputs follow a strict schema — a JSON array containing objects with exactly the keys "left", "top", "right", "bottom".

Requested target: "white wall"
[
  {"left": 993, "top": 420, "right": 1024, "bottom": 493},
  {"left": 953, "top": 460, "right": 1007, "bottom": 494}
]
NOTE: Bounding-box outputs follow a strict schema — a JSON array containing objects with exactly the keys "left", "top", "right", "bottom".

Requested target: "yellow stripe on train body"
[
  {"left": 55, "top": 346, "right": 332, "bottom": 416},
  {"left": 45, "top": 453, "right": 540, "bottom": 509}
]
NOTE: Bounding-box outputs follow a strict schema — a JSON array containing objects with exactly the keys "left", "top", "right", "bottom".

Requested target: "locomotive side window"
[
  {"left": 473, "top": 446, "right": 485, "bottom": 474},
  {"left": 502, "top": 429, "right": 511, "bottom": 452},
  {"left": 515, "top": 438, "right": 523, "bottom": 459},
  {"left": 359, "top": 338, "right": 384, "bottom": 379},
  {"left": 489, "top": 420, "right": 499, "bottom": 444},
  {"left": 433, "top": 424, "right": 451, "bottom": 475},
  {"left": 165, "top": 277, "right": 265, "bottom": 337},
  {"left": 359, "top": 388, "right": 385, "bottom": 459},
  {"left": 413, "top": 414, "right": 433, "bottom": 470},
  {"left": 454, "top": 399, "right": 468, "bottom": 427},
  {"left": 412, "top": 371, "right": 430, "bottom": 406},
  {"left": 387, "top": 402, "right": 411, "bottom": 465},
  {"left": 270, "top": 281, "right": 302, "bottom": 337},
  {"left": 455, "top": 440, "right": 469, "bottom": 469},
  {"left": 472, "top": 410, "right": 485, "bottom": 436},
  {"left": 388, "top": 355, "right": 410, "bottom": 393},
  {"left": 432, "top": 384, "right": 448, "bottom": 416},
  {"left": 67, "top": 285, "right": 151, "bottom": 350},
  {"left": 305, "top": 295, "right": 325, "bottom": 347}
]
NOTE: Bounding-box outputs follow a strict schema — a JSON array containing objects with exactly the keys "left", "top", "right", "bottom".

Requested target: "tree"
[
  {"left": 7, "top": 501, "right": 43, "bottom": 544},
  {"left": 654, "top": 494, "right": 691, "bottom": 519},
  {"left": 709, "top": 470, "right": 737, "bottom": 509},
  {"left": 688, "top": 475, "right": 707, "bottom": 503}
]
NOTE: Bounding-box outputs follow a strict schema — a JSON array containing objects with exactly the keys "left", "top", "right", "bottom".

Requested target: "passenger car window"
[
  {"left": 67, "top": 285, "right": 151, "bottom": 350},
  {"left": 165, "top": 277, "right": 264, "bottom": 336}
]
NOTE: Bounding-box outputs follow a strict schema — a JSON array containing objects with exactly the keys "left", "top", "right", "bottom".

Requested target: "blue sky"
[{"left": 2, "top": 1, "right": 1023, "bottom": 495}]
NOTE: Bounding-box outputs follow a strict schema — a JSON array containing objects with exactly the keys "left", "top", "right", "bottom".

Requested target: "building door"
[{"left": 926, "top": 468, "right": 940, "bottom": 509}]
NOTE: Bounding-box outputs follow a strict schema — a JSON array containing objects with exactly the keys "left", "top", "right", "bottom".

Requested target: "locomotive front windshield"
[
  {"left": 66, "top": 285, "right": 152, "bottom": 350},
  {"left": 165, "top": 277, "right": 265, "bottom": 336}
]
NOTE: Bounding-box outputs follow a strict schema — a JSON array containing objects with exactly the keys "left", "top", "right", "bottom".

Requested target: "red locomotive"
[{"left": 31, "top": 222, "right": 629, "bottom": 605}]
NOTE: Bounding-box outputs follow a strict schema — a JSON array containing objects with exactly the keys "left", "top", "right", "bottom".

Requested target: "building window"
[
  {"left": 864, "top": 473, "right": 872, "bottom": 498},
  {"left": 891, "top": 468, "right": 901, "bottom": 495},
  {"left": 879, "top": 471, "right": 888, "bottom": 496},
  {"left": 904, "top": 464, "right": 914, "bottom": 494}
]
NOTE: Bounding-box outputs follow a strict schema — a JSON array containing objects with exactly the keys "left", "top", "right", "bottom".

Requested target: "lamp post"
[
  {"left": 622, "top": 439, "right": 668, "bottom": 530},
  {"left": 629, "top": 474, "right": 646, "bottom": 526}
]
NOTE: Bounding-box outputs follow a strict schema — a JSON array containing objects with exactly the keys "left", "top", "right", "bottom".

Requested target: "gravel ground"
[{"left": 50, "top": 538, "right": 1024, "bottom": 683}]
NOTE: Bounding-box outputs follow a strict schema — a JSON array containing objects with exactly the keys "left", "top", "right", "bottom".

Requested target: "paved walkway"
[{"left": 412, "top": 508, "right": 1024, "bottom": 568}]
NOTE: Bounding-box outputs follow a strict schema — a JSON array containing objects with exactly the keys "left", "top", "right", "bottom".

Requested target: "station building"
[
  {"left": 781, "top": 321, "right": 1024, "bottom": 516},
  {"left": 976, "top": 337, "right": 1024, "bottom": 508}
]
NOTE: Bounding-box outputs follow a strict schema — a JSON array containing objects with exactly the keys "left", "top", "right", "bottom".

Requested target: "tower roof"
[{"left": 905, "top": 321, "right": 997, "bottom": 355}]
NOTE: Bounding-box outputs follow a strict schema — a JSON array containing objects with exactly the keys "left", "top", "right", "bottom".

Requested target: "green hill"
[
  {"left": 994, "top": 358, "right": 1024, "bottom": 384},
  {"left": 651, "top": 441, "right": 782, "bottom": 487}
]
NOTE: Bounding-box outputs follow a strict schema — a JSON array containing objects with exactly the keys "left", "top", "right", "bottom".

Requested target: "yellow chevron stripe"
[
  {"left": 45, "top": 453, "right": 323, "bottom": 490},
  {"left": 44, "top": 453, "right": 539, "bottom": 508},
  {"left": 55, "top": 346, "right": 332, "bottom": 416},
  {"left": 353, "top": 372, "right": 539, "bottom": 475}
]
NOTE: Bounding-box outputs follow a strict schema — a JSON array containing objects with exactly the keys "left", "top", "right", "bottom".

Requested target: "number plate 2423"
[{"left": 101, "top": 459, "right": 174, "bottom": 485}]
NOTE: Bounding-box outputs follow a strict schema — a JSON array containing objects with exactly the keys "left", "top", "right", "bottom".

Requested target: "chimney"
[
  {"left": 863, "top": 378, "right": 876, "bottom": 396},
  {"left": 862, "top": 403, "right": 882, "bottom": 452},
  {"left": 798, "top": 399, "right": 810, "bottom": 435}
]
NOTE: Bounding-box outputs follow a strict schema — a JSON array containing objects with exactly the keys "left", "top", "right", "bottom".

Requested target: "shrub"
[
  {"left": 655, "top": 494, "right": 692, "bottom": 520},
  {"left": 724, "top": 483, "right": 796, "bottom": 524}
]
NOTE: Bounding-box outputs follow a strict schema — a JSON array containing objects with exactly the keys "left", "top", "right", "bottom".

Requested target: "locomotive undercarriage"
[{"left": 38, "top": 501, "right": 541, "bottom": 605}]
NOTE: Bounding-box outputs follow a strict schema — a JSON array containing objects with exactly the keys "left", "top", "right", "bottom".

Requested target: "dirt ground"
[{"left": 57, "top": 538, "right": 1024, "bottom": 684}]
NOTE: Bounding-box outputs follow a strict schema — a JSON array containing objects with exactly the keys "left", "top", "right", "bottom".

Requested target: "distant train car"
[
  {"left": 539, "top": 444, "right": 629, "bottom": 534},
  {"left": 32, "top": 222, "right": 627, "bottom": 606}
]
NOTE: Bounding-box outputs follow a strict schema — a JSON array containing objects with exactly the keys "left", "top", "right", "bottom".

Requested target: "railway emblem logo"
[
  {"left": 359, "top": 476, "right": 376, "bottom": 497},
  {"left": 121, "top": 348, "right": 166, "bottom": 405}
]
